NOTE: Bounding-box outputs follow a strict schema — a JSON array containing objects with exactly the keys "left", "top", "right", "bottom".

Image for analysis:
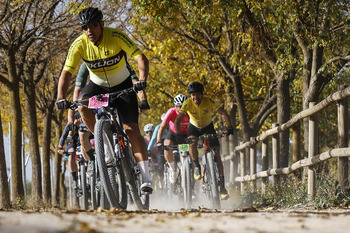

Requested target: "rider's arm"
[
  {"left": 174, "top": 112, "right": 186, "bottom": 134},
  {"left": 75, "top": 63, "right": 89, "bottom": 88},
  {"left": 136, "top": 54, "right": 149, "bottom": 82},
  {"left": 147, "top": 124, "right": 159, "bottom": 150},
  {"left": 67, "top": 109, "right": 75, "bottom": 124},
  {"left": 134, "top": 54, "right": 149, "bottom": 102},
  {"left": 57, "top": 70, "right": 72, "bottom": 100},
  {"left": 132, "top": 78, "right": 147, "bottom": 103},
  {"left": 156, "top": 122, "right": 168, "bottom": 143},
  {"left": 59, "top": 123, "right": 71, "bottom": 148},
  {"left": 216, "top": 107, "right": 233, "bottom": 127}
]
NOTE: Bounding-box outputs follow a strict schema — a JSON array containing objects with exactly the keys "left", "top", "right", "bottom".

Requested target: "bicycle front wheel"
[
  {"left": 206, "top": 151, "right": 221, "bottom": 209},
  {"left": 95, "top": 119, "right": 127, "bottom": 209},
  {"left": 182, "top": 159, "right": 192, "bottom": 209}
]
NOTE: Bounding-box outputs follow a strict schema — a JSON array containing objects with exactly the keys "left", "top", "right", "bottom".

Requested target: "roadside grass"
[{"left": 239, "top": 171, "right": 350, "bottom": 209}]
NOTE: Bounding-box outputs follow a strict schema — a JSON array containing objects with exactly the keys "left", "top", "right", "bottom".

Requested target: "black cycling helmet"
[
  {"left": 187, "top": 81, "right": 204, "bottom": 94},
  {"left": 78, "top": 7, "right": 103, "bottom": 25}
]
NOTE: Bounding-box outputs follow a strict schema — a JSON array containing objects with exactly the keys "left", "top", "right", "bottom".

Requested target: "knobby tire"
[
  {"left": 206, "top": 151, "right": 221, "bottom": 209},
  {"left": 95, "top": 119, "right": 127, "bottom": 209}
]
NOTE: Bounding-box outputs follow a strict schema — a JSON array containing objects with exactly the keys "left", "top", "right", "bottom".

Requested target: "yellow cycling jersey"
[
  {"left": 64, "top": 27, "right": 143, "bottom": 87},
  {"left": 180, "top": 96, "right": 222, "bottom": 128}
]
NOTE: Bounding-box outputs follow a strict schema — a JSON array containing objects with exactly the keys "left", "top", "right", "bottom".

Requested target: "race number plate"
[
  {"left": 178, "top": 144, "right": 190, "bottom": 152},
  {"left": 88, "top": 94, "right": 109, "bottom": 109}
]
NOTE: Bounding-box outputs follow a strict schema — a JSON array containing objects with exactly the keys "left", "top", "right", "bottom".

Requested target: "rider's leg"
[
  {"left": 68, "top": 147, "right": 78, "bottom": 189},
  {"left": 214, "top": 146, "right": 224, "bottom": 176},
  {"left": 164, "top": 139, "right": 175, "bottom": 167},
  {"left": 164, "top": 139, "right": 179, "bottom": 183},
  {"left": 189, "top": 137, "right": 198, "bottom": 161},
  {"left": 78, "top": 105, "right": 96, "bottom": 133},
  {"left": 214, "top": 146, "right": 229, "bottom": 198},
  {"left": 79, "top": 130, "right": 93, "bottom": 161},
  {"left": 124, "top": 122, "right": 151, "bottom": 184},
  {"left": 189, "top": 138, "right": 201, "bottom": 179}
]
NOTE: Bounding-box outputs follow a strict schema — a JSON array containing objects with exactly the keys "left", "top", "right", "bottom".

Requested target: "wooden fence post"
[
  {"left": 272, "top": 123, "right": 280, "bottom": 187},
  {"left": 338, "top": 85, "right": 349, "bottom": 191},
  {"left": 240, "top": 142, "right": 245, "bottom": 194},
  {"left": 292, "top": 121, "right": 301, "bottom": 163},
  {"left": 250, "top": 137, "right": 256, "bottom": 190},
  {"left": 262, "top": 139, "right": 269, "bottom": 193},
  {"left": 308, "top": 102, "right": 317, "bottom": 197}
]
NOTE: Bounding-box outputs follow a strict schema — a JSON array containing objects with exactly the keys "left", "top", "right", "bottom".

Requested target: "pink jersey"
[{"left": 163, "top": 107, "right": 189, "bottom": 135}]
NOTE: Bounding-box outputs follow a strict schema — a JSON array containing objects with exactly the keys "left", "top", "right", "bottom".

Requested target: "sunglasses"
[
  {"left": 81, "top": 21, "right": 100, "bottom": 31},
  {"left": 146, "top": 131, "right": 153, "bottom": 134}
]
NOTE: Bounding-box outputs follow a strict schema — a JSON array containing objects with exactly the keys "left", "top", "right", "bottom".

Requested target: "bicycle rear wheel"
[
  {"left": 95, "top": 119, "right": 127, "bottom": 209},
  {"left": 205, "top": 151, "right": 221, "bottom": 209},
  {"left": 80, "top": 163, "right": 88, "bottom": 210},
  {"left": 89, "top": 174, "right": 96, "bottom": 210}
]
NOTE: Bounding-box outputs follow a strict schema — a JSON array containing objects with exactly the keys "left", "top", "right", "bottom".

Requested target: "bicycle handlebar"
[{"left": 67, "top": 87, "right": 135, "bottom": 110}]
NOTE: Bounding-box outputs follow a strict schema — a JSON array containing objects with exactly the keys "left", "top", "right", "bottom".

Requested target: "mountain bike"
[
  {"left": 68, "top": 87, "right": 150, "bottom": 210},
  {"left": 75, "top": 146, "right": 89, "bottom": 210},
  {"left": 197, "top": 133, "right": 225, "bottom": 209},
  {"left": 164, "top": 142, "right": 193, "bottom": 209}
]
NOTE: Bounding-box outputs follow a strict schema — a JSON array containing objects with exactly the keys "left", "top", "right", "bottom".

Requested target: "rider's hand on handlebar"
[
  {"left": 226, "top": 126, "right": 234, "bottom": 135},
  {"left": 156, "top": 142, "right": 163, "bottom": 152},
  {"left": 67, "top": 123, "right": 78, "bottom": 132},
  {"left": 55, "top": 99, "right": 69, "bottom": 109},
  {"left": 133, "top": 80, "right": 147, "bottom": 92},
  {"left": 176, "top": 134, "right": 184, "bottom": 144},
  {"left": 139, "top": 100, "right": 150, "bottom": 110}
]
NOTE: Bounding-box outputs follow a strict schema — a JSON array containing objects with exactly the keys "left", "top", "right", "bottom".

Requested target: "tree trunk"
[
  {"left": 7, "top": 52, "right": 24, "bottom": 203},
  {"left": 277, "top": 72, "right": 291, "bottom": 168},
  {"left": 42, "top": 103, "right": 54, "bottom": 206},
  {"left": 52, "top": 124, "right": 63, "bottom": 207},
  {"left": 0, "top": 109, "right": 10, "bottom": 209},
  {"left": 23, "top": 78, "right": 42, "bottom": 205}
]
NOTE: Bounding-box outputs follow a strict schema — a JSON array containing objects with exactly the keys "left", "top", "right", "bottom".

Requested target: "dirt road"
[{"left": 1, "top": 207, "right": 350, "bottom": 233}]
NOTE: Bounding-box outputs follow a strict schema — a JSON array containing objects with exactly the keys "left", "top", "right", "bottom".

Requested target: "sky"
[{"left": 3, "top": 134, "right": 33, "bottom": 183}]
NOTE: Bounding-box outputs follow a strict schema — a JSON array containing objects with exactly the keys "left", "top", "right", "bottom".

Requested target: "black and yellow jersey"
[
  {"left": 180, "top": 96, "right": 222, "bottom": 128},
  {"left": 64, "top": 27, "right": 142, "bottom": 87}
]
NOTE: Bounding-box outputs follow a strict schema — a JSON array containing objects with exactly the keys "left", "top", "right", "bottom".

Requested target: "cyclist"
[
  {"left": 55, "top": 7, "right": 152, "bottom": 193},
  {"left": 143, "top": 123, "right": 156, "bottom": 155},
  {"left": 71, "top": 63, "right": 96, "bottom": 177},
  {"left": 147, "top": 114, "right": 167, "bottom": 187},
  {"left": 157, "top": 94, "right": 190, "bottom": 183},
  {"left": 147, "top": 113, "right": 167, "bottom": 154},
  {"left": 58, "top": 111, "right": 86, "bottom": 190},
  {"left": 174, "top": 82, "right": 234, "bottom": 200}
]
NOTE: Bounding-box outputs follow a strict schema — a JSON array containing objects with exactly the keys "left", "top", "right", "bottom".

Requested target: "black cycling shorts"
[
  {"left": 166, "top": 130, "right": 186, "bottom": 145},
  {"left": 187, "top": 122, "right": 220, "bottom": 147},
  {"left": 78, "top": 77, "right": 139, "bottom": 124}
]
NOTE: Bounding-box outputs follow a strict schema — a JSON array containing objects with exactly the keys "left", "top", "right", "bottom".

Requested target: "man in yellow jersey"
[
  {"left": 174, "top": 82, "right": 234, "bottom": 200},
  {"left": 55, "top": 7, "right": 152, "bottom": 193}
]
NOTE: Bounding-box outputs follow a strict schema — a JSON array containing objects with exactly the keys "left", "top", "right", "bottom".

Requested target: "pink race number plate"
[{"left": 88, "top": 94, "right": 109, "bottom": 108}]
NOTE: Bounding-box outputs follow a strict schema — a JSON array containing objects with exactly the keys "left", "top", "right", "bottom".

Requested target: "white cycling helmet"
[
  {"left": 173, "top": 94, "right": 187, "bottom": 106},
  {"left": 144, "top": 123, "right": 154, "bottom": 133}
]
